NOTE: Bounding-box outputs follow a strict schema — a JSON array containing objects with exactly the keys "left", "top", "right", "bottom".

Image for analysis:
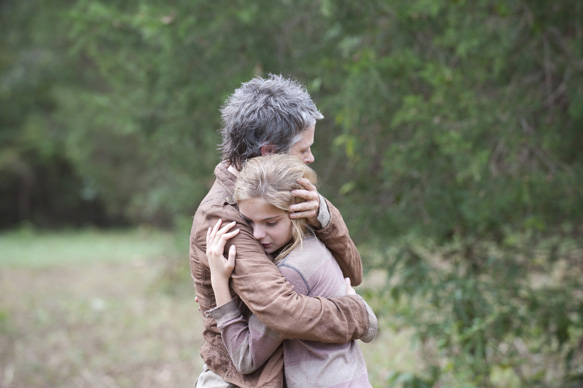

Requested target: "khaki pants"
[{"left": 195, "top": 364, "right": 239, "bottom": 388}]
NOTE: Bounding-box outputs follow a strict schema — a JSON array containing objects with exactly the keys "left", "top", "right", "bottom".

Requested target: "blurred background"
[{"left": 1, "top": 0, "right": 582, "bottom": 387}]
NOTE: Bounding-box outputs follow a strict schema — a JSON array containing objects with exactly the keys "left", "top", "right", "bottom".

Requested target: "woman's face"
[{"left": 238, "top": 197, "right": 293, "bottom": 254}]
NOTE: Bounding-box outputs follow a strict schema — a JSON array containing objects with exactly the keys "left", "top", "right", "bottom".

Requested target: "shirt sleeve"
[
  {"left": 207, "top": 300, "right": 283, "bottom": 374},
  {"left": 357, "top": 295, "right": 378, "bottom": 343}
]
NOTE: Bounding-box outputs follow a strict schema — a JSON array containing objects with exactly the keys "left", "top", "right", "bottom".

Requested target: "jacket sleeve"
[
  {"left": 358, "top": 296, "right": 378, "bottom": 343},
  {"left": 208, "top": 300, "right": 283, "bottom": 374},
  {"left": 314, "top": 198, "right": 363, "bottom": 286},
  {"left": 206, "top": 206, "right": 370, "bottom": 343}
]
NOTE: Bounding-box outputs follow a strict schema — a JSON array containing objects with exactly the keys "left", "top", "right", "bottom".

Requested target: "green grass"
[{"left": 0, "top": 227, "right": 182, "bottom": 267}]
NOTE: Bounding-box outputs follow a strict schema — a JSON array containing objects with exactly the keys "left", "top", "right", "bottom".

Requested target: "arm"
[
  {"left": 223, "top": 211, "right": 370, "bottom": 342},
  {"left": 344, "top": 278, "right": 378, "bottom": 343},
  {"left": 289, "top": 178, "right": 363, "bottom": 286},
  {"left": 206, "top": 220, "right": 283, "bottom": 374},
  {"left": 313, "top": 198, "right": 363, "bottom": 286},
  {"left": 209, "top": 300, "right": 283, "bottom": 374},
  {"left": 209, "top": 255, "right": 375, "bottom": 374},
  {"left": 206, "top": 220, "right": 239, "bottom": 307}
]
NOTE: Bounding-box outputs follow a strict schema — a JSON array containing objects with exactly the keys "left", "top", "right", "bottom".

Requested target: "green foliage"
[
  {"left": 6, "top": 0, "right": 580, "bottom": 235},
  {"left": 318, "top": 0, "right": 583, "bottom": 246},
  {"left": 0, "top": 0, "right": 112, "bottom": 228},
  {"left": 388, "top": 370, "right": 436, "bottom": 388},
  {"left": 372, "top": 232, "right": 583, "bottom": 387}
]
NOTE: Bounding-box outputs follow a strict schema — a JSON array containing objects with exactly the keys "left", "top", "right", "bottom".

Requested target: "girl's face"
[{"left": 238, "top": 197, "right": 293, "bottom": 255}]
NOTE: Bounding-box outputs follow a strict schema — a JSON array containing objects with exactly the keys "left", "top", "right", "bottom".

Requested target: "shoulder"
[
  {"left": 279, "top": 236, "right": 332, "bottom": 272},
  {"left": 194, "top": 164, "right": 238, "bottom": 219},
  {"left": 194, "top": 185, "right": 234, "bottom": 227},
  {"left": 192, "top": 172, "right": 242, "bottom": 245},
  {"left": 277, "top": 236, "right": 340, "bottom": 296},
  {"left": 295, "top": 236, "right": 331, "bottom": 258}
]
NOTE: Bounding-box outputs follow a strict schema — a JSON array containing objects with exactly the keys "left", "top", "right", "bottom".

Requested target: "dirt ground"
[{"left": 0, "top": 258, "right": 206, "bottom": 388}]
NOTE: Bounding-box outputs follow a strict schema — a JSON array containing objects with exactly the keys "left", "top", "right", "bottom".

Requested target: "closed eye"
[{"left": 240, "top": 215, "right": 253, "bottom": 225}]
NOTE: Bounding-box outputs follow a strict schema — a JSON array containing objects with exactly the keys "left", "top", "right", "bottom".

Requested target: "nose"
[
  {"left": 304, "top": 149, "right": 315, "bottom": 164},
  {"left": 253, "top": 226, "right": 266, "bottom": 240}
]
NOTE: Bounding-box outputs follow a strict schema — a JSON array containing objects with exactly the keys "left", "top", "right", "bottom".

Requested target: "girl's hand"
[{"left": 206, "top": 219, "right": 239, "bottom": 283}]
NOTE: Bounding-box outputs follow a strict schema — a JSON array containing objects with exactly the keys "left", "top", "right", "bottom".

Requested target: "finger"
[
  {"left": 295, "top": 178, "right": 317, "bottom": 192},
  {"left": 213, "top": 219, "right": 223, "bottom": 231},
  {"left": 290, "top": 189, "right": 318, "bottom": 202},
  {"left": 210, "top": 220, "right": 235, "bottom": 248},
  {"left": 210, "top": 228, "right": 239, "bottom": 257},
  {"left": 208, "top": 219, "right": 223, "bottom": 245},
  {"left": 217, "top": 221, "right": 237, "bottom": 236},
  {"left": 289, "top": 210, "right": 318, "bottom": 220},
  {"left": 289, "top": 195, "right": 319, "bottom": 217},
  {"left": 214, "top": 222, "right": 237, "bottom": 246},
  {"left": 290, "top": 187, "right": 319, "bottom": 214},
  {"left": 220, "top": 228, "right": 240, "bottom": 243},
  {"left": 215, "top": 231, "right": 239, "bottom": 254},
  {"left": 227, "top": 245, "right": 236, "bottom": 269},
  {"left": 290, "top": 199, "right": 319, "bottom": 213}
]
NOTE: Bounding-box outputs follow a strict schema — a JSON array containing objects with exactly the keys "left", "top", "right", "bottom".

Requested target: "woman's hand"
[
  {"left": 289, "top": 177, "right": 321, "bottom": 228},
  {"left": 206, "top": 219, "right": 239, "bottom": 306}
]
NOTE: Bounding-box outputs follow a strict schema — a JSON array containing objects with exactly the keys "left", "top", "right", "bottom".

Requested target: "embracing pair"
[{"left": 189, "top": 75, "right": 377, "bottom": 388}]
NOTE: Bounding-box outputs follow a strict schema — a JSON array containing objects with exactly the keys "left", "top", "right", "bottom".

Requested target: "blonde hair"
[{"left": 234, "top": 154, "right": 318, "bottom": 263}]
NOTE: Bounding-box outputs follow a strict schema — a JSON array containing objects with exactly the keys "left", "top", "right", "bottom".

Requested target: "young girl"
[{"left": 206, "top": 154, "right": 377, "bottom": 388}]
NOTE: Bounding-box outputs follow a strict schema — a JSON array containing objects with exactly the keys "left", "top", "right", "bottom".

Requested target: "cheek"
[{"left": 279, "top": 222, "right": 293, "bottom": 242}]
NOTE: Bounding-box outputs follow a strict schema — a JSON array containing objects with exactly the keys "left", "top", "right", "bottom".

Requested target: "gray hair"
[{"left": 219, "top": 74, "right": 324, "bottom": 169}]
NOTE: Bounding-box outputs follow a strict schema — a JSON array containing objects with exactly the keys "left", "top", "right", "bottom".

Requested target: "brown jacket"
[{"left": 189, "top": 162, "right": 372, "bottom": 388}]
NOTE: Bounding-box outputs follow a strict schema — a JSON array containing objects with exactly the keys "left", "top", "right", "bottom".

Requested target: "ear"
[{"left": 260, "top": 144, "right": 277, "bottom": 156}]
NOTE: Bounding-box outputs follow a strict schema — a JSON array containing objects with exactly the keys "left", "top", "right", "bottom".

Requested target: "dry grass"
[
  {"left": 0, "top": 260, "right": 205, "bottom": 387},
  {"left": 0, "top": 229, "right": 416, "bottom": 388}
]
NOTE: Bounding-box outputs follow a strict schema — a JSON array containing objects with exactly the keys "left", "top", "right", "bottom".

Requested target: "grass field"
[{"left": 0, "top": 228, "right": 416, "bottom": 388}]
